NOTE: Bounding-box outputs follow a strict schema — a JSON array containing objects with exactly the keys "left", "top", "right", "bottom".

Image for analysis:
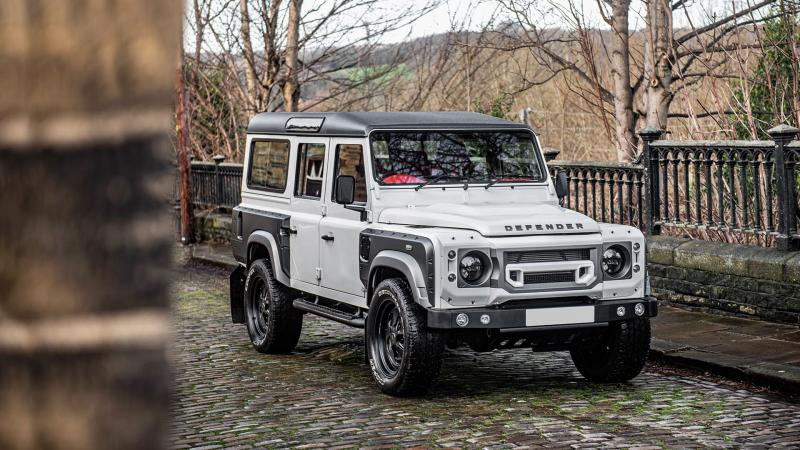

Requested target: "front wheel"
[
  {"left": 569, "top": 317, "right": 651, "bottom": 382},
  {"left": 366, "top": 278, "right": 444, "bottom": 396}
]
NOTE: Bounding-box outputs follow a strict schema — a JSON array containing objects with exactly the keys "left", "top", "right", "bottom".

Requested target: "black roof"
[{"left": 247, "top": 112, "right": 531, "bottom": 137}]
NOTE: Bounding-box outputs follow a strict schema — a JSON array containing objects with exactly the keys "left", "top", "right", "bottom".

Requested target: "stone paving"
[{"left": 170, "top": 262, "right": 800, "bottom": 449}]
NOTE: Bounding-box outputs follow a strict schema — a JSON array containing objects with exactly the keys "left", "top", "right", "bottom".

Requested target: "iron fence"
[
  {"left": 184, "top": 156, "right": 243, "bottom": 209},
  {"left": 549, "top": 125, "right": 800, "bottom": 251},
  {"left": 547, "top": 161, "right": 645, "bottom": 230},
  {"left": 182, "top": 125, "right": 800, "bottom": 250}
]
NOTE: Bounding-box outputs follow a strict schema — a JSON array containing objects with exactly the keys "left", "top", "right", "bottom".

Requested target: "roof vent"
[{"left": 285, "top": 117, "right": 324, "bottom": 132}]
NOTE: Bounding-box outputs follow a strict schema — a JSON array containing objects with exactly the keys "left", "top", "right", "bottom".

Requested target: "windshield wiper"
[{"left": 414, "top": 173, "right": 452, "bottom": 191}]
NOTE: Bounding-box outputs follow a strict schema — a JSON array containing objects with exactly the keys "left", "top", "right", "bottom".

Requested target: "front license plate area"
[{"left": 525, "top": 306, "right": 595, "bottom": 327}]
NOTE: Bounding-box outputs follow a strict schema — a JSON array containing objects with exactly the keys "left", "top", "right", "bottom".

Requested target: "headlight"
[
  {"left": 459, "top": 251, "right": 487, "bottom": 284},
  {"left": 602, "top": 245, "right": 628, "bottom": 278}
]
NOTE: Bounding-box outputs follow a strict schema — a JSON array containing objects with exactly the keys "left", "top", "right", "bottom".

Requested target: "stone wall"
[
  {"left": 648, "top": 236, "right": 800, "bottom": 324},
  {"left": 195, "top": 210, "right": 233, "bottom": 243}
]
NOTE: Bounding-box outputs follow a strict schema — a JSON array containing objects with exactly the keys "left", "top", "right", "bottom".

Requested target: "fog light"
[
  {"left": 456, "top": 313, "right": 469, "bottom": 327},
  {"left": 633, "top": 264, "right": 641, "bottom": 273},
  {"left": 633, "top": 243, "right": 640, "bottom": 251},
  {"left": 616, "top": 306, "right": 626, "bottom": 317},
  {"left": 448, "top": 273, "right": 456, "bottom": 282},
  {"left": 634, "top": 303, "right": 645, "bottom": 316},
  {"left": 480, "top": 314, "right": 491, "bottom": 325},
  {"left": 448, "top": 250, "right": 457, "bottom": 259}
]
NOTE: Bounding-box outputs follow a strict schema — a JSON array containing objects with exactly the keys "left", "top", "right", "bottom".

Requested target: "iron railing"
[
  {"left": 185, "top": 156, "right": 243, "bottom": 209},
  {"left": 640, "top": 126, "right": 799, "bottom": 251},
  {"left": 549, "top": 125, "right": 800, "bottom": 251},
  {"left": 547, "top": 161, "right": 645, "bottom": 230},
  {"left": 183, "top": 125, "right": 800, "bottom": 250}
]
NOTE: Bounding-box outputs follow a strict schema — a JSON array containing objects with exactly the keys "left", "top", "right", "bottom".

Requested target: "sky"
[
  {"left": 375, "top": 0, "right": 756, "bottom": 44},
  {"left": 187, "top": 0, "right": 767, "bottom": 51}
]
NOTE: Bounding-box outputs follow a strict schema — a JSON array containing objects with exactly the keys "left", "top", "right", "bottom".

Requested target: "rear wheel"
[
  {"left": 366, "top": 278, "right": 444, "bottom": 396},
  {"left": 569, "top": 317, "right": 651, "bottom": 382},
  {"left": 244, "top": 259, "right": 303, "bottom": 353}
]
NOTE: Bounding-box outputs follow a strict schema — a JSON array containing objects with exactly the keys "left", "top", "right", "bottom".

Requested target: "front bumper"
[{"left": 427, "top": 297, "right": 658, "bottom": 330}]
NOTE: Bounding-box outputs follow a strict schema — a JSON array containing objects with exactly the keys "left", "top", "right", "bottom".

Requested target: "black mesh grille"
[
  {"left": 523, "top": 271, "right": 575, "bottom": 284},
  {"left": 505, "top": 248, "right": 590, "bottom": 264}
]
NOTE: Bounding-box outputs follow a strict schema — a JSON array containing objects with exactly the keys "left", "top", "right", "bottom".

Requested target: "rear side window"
[
  {"left": 333, "top": 144, "right": 367, "bottom": 203},
  {"left": 248, "top": 140, "right": 290, "bottom": 191},
  {"left": 294, "top": 143, "right": 326, "bottom": 198}
]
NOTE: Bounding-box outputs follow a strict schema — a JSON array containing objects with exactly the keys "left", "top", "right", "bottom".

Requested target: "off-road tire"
[
  {"left": 366, "top": 278, "right": 444, "bottom": 396},
  {"left": 243, "top": 259, "right": 303, "bottom": 353},
  {"left": 569, "top": 317, "right": 651, "bottom": 382}
]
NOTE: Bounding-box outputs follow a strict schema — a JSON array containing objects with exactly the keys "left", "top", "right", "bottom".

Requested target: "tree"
[
  {"left": 0, "top": 0, "right": 180, "bottom": 448},
  {"left": 283, "top": 0, "right": 302, "bottom": 112},
  {"left": 495, "top": 0, "right": 777, "bottom": 160},
  {"left": 733, "top": 2, "right": 800, "bottom": 138},
  {"left": 184, "top": 0, "right": 437, "bottom": 159},
  {"left": 606, "top": 0, "right": 637, "bottom": 161}
]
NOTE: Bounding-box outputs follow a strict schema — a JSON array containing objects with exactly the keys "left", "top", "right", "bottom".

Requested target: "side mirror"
[
  {"left": 542, "top": 147, "right": 560, "bottom": 162},
  {"left": 555, "top": 170, "right": 568, "bottom": 205},
  {"left": 335, "top": 175, "right": 356, "bottom": 205}
]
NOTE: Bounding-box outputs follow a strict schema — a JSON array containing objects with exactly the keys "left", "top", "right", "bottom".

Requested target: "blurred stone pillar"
[{"left": 0, "top": 1, "right": 181, "bottom": 449}]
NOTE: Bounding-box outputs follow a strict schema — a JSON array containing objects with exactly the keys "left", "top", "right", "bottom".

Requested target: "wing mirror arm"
[{"left": 335, "top": 175, "right": 368, "bottom": 221}]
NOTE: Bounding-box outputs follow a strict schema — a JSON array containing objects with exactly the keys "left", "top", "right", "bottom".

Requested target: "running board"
[{"left": 292, "top": 298, "right": 365, "bottom": 328}]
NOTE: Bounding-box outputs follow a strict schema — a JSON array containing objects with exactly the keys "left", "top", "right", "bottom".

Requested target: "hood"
[{"left": 378, "top": 202, "right": 600, "bottom": 237}]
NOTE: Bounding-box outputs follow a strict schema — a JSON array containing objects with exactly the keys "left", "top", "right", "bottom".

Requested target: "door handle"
[{"left": 321, "top": 234, "right": 334, "bottom": 242}]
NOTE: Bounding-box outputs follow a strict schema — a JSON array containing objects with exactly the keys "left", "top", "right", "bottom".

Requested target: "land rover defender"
[{"left": 229, "top": 112, "right": 656, "bottom": 396}]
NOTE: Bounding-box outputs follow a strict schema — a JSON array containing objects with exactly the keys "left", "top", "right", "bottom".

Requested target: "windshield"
[{"left": 370, "top": 131, "right": 545, "bottom": 186}]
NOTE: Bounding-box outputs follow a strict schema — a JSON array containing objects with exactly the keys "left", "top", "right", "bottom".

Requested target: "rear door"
[
  {"left": 289, "top": 137, "right": 330, "bottom": 286},
  {"left": 319, "top": 139, "right": 370, "bottom": 302}
]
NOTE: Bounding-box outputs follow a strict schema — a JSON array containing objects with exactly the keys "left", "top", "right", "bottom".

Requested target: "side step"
[{"left": 293, "top": 298, "right": 365, "bottom": 329}]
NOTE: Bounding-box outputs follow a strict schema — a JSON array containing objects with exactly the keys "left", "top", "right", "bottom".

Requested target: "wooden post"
[{"left": 176, "top": 48, "right": 195, "bottom": 244}]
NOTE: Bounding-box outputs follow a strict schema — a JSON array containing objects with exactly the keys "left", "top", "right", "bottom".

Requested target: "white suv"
[{"left": 229, "top": 112, "right": 656, "bottom": 396}]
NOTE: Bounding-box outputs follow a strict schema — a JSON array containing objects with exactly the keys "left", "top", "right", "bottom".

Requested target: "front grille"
[
  {"left": 523, "top": 271, "right": 575, "bottom": 284},
  {"left": 505, "top": 248, "right": 590, "bottom": 264}
]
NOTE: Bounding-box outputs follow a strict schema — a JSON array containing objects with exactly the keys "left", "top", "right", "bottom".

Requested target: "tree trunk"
[
  {"left": 608, "top": 0, "right": 637, "bottom": 161},
  {"left": 176, "top": 48, "right": 195, "bottom": 245},
  {"left": 0, "top": 1, "right": 180, "bottom": 449},
  {"left": 193, "top": 0, "right": 205, "bottom": 63},
  {"left": 240, "top": 0, "right": 259, "bottom": 115},
  {"left": 283, "top": 0, "right": 302, "bottom": 112},
  {"left": 644, "top": 0, "right": 673, "bottom": 130},
  {"left": 261, "top": 0, "right": 283, "bottom": 109}
]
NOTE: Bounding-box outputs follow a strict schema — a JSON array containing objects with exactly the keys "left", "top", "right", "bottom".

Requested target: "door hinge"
[
  {"left": 320, "top": 205, "right": 327, "bottom": 216},
  {"left": 315, "top": 267, "right": 322, "bottom": 280}
]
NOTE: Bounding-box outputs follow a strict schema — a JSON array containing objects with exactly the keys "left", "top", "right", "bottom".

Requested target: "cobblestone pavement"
[{"left": 170, "top": 262, "right": 800, "bottom": 449}]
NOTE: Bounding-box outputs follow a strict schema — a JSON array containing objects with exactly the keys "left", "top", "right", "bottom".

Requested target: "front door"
[
  {"left": 289, "top": 138, "right": 329, "bottom": 286},
  {"left": 319, "top": 139, "right": 370, "bottom": 304}
]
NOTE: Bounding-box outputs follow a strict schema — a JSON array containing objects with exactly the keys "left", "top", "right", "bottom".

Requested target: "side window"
[
  {"left": 248, "top": 139, "right": 290, "bottom": 191},
  {"left": 333, "top": 144, "right": 367, "bottom": 203},
  {"left": 294, "top": 143, "right": 326, "bottom": 198}
]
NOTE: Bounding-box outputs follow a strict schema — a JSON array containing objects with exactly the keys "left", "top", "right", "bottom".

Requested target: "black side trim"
[
  {"left": 359, "top": 229, "right": 435, "bottom": 302},
  {"left": 232, "top": 206, "right": 291, "bottom": 278},
  {"left": 230, "top": 265, "right": 246, "bottom": 323}
]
